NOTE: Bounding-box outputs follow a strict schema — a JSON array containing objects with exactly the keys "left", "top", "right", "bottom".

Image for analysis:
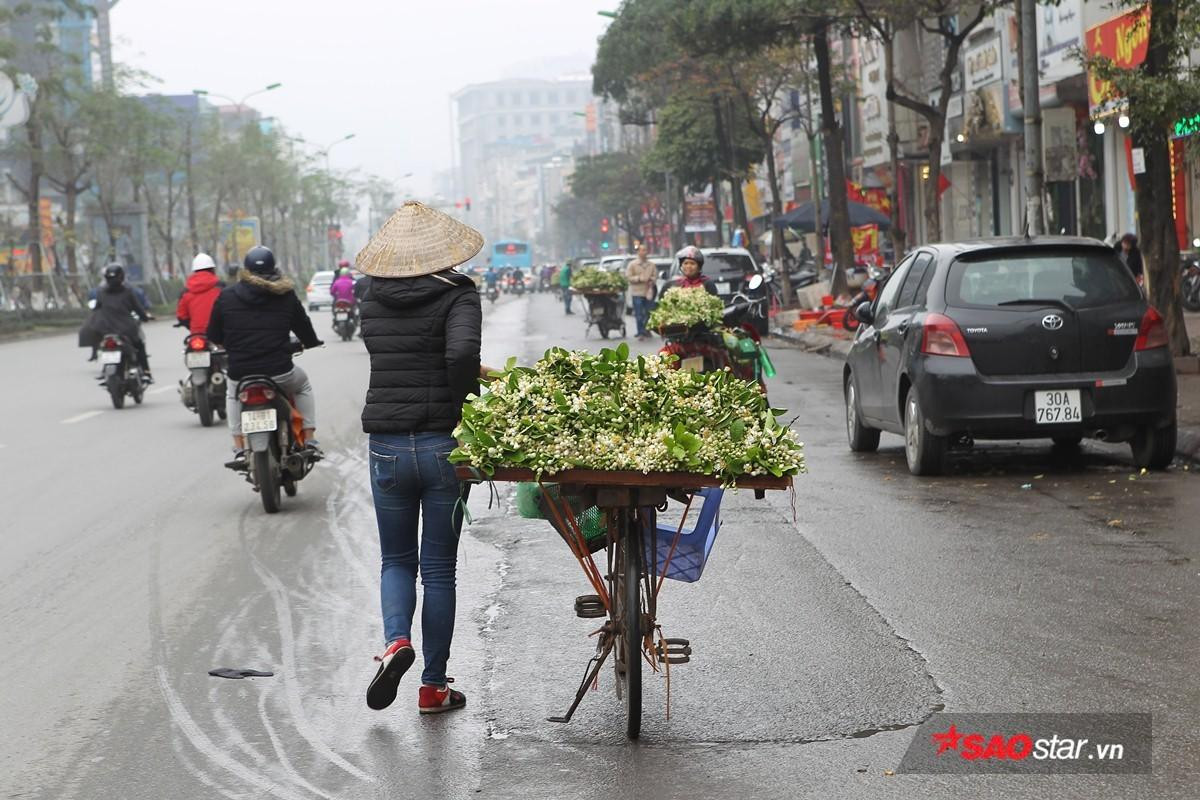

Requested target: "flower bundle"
[
  {"left": 451, "top": 344, "right": 805, "bottom": 483},
  {"left": 571, "top": 267, "right": 628, "bottom": 292},
  {"left": 648, "top": 287, "right": 724, "bottom": 330}
]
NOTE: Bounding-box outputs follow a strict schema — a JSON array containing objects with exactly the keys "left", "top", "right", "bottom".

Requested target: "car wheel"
[
  {"left": 904, "top": 386, "right": 946, "bottom": 476},
  {"left": 1130, "top": 421, "right": 1176, "bottom": 470},
  {"left": 845, "top": 375, "right": 880, "bottom": 453}
]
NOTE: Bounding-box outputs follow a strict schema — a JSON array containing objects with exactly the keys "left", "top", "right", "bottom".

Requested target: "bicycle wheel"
[{"left": 613, "top": 510, "right": 643, "bottom": 739}]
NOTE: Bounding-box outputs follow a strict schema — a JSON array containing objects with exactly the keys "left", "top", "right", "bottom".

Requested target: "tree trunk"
[
  {"left": 1134, "top": 0, "right": 1188, "bottom": 355},
  {"left": 925, "top": 130, "right": 944, "bottom": 243},
  {"left": 186, "top": 122, "right": 199, "bottom": 254},
  {"left": 710, "top": 169, "right": 724, "bottom": 246},
  {"left": 884, "top": 35, "right": 907, "bottom": 257},
  {"left": 813, "top": 21, "right": 853, "bottom": 298},
  {"left": 810, "top": 134, "right": 824, "bottom": 279},
  {"left": 24, "top": 105, "right": 43, "bottom": 275},
  {"left": 763, "top": 130, "right": 793, "bottom": 305}
]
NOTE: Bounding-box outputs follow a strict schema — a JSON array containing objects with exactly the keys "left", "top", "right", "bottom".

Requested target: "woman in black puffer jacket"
[{"left": 357, "top": 202, "right": 490, "bottom": 716}]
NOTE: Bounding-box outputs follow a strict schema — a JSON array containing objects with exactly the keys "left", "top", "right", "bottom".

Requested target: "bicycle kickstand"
[{"left": 547, "top": 642, "right": 613, "bottom": 724}]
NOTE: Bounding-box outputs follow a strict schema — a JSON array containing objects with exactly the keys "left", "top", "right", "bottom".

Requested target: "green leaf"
[
  {"left": 616, "top": 342, "right": 630, "bottom": 361},
  {"left": 730, "top": 419, "right": 746, "bottom": 442}
]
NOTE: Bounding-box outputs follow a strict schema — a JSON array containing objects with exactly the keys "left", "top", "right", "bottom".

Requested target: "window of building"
[
  {"left": 529, "top": 91, "right": 540, "bottom": 105},
  {"left": 496, "top": 114, "right": 506, "bottom": 127},
  {"left": 496, "top": 93, "right": 505, "bottom": 107},
  {"left": 513, "top": 114, "right": 522, "bottom": 127},
  {"left": 530, "top": 113, "right": 541, "bottom": 125},
  {"left": 511, "top": 91, "right": 522, "bottom": 106},
  {"left": 547, "top": 91, "right": 558, "bottom": 105},
  {"left": 550, "top": 113, "right": 559, "bottom": 124}
]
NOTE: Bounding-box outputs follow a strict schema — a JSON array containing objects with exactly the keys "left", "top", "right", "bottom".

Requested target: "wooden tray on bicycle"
[{"left": 454, "top": 465, "right": 792, "bottom": 491}]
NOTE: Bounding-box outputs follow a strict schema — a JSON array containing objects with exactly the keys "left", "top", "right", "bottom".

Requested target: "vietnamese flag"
[{"left": 937, "top": 172, "right": 952, "bottom": 198}]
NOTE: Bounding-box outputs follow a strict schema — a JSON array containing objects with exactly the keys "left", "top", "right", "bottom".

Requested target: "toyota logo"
[{"left": 1042, "top": 314, "right": 1064, "bottom": 331}]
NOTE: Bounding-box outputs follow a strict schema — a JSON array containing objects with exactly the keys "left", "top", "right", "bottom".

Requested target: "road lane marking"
[{"left": 61, "top": 410, "right": 104, "bottom": 425}]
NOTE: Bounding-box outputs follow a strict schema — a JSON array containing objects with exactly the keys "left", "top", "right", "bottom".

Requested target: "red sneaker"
[
  {"left": 418, "top": 678, "right": 466, "bottom": 714},
  {"left": 366, "top": 638, "right": 414, "bottom": 710}
]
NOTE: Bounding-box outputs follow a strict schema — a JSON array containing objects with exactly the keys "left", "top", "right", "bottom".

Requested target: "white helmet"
[{"left": 192, "top": 253, "right": 216, "bottom": 272}]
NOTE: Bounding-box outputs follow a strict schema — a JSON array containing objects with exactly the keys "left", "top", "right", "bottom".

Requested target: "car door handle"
[{"left": 897, "top": 321, "right": 910, "bottom": 335}]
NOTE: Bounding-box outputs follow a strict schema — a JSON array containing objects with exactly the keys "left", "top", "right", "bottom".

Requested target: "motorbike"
[
  {"left": 658, "top": 276, "right": 775, "bottom": 394},
  {"left": 508, "top": 272, "right": 526, "bottom": 296},
  {"left": 231, "top": 344, "right": 321, "bottom": 514},
  {"left": 178, "top": 333, "right": 227, "bottom": 427},
  {"left": 96, "top": 333, "right": 146, "bottom": 409},
  {"left": 841, "top": 265, "right": 890, "bottom": 331},
  {"left": 332, "top": 299, "right": 358, "bottom": 341},
  {"left": 1181, "top": 256, "right": 1200, "bottom": 313},
  {"left": 485, "top": 284, "right": 499, "bottom": 304}
]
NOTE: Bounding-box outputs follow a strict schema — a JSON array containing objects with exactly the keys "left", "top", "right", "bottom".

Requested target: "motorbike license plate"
[
  {"left": 1034, "top": 389, "right": 1082, "bottom": 424},
  {"left": 241, "top": 409, "right": 278, "bottom": 433},
  {"left": 681, "top": 356, "right": 705, "bottom": 373},
  {"left": 185, "top": 351, "right": 211, "bottom": 368},
  {"left": 100, "top": 351, "right": 123, "bottom": 365},
  {"left": 715, "top": 282, "right": 731, "bottom": 295}
]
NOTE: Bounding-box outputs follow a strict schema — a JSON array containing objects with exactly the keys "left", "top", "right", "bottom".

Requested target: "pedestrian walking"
[
  {"left": 1117, "top": 233, "right": 1144, "bottom": 283},
  {"left": 560, "top": 260, "right": 574, "bottom": 314},
  {"left": 357, "top": 201, "right": 494, "bottom": 715},
  {"left": 625, "top": 244, "right": 657, "bottom": 339}
]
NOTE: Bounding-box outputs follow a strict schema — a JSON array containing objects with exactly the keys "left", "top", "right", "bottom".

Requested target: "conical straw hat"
[{"left": 355, "top": 201, "right": 483, "bottom": 278}]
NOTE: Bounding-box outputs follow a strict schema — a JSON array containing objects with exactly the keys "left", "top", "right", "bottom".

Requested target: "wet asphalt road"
[{"left": 1, "top": 291, "right": 1197, "bottom": 799}]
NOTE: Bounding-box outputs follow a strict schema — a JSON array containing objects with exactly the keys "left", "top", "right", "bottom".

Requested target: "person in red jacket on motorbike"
[
  {"left": 176, "top": 253, "right": 224, "bottom": 333},
  {"left": 665, "top": 245, "right": 719, "bottom": 296}
]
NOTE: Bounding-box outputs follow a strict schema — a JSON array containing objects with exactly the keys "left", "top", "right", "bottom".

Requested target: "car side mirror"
[
  {"left": 854, "top": 302, "right": 874, "bottom": 325},
  {"left": 746, "top": 274, "right": 764, "bottom": 291}
]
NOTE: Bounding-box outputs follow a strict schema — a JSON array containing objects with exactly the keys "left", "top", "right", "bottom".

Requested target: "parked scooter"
[
  {"left": 178, "top": 333, "right": 227, "bottom": 427},
  {"left": 1181, "top": 255, "right": 1200, "bottom": 312},
  {"left": 96, "top": 333, "right": 146, "bottom": 408},
  {"left": 332, "top": 299, "right": 358, "bottom": 341},
  {"left": 232, "top": 350, "right": 321, "bottom": 514}
]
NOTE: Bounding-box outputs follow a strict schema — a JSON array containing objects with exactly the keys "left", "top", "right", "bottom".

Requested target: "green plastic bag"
[{"left": 515, "top": 482, "right": 545, "bottom": 519}]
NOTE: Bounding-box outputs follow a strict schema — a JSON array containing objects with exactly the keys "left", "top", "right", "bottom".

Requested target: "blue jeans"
[
  {"left": 562, "top": 286, "right": 573, "bottom": 312},
  {"left": 368, "top": 433, "right": 467, "bottom": 686},
  {"left": 632, "top": 295, "right": 652, "bottom": 336}
]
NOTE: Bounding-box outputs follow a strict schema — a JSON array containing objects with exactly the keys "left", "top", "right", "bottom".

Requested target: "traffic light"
[
  {"left": 465, "top": 197, "right": 472, "bottom": 212},
  {"left": 599, "top": 217, "right": 611, "bottom": 250},
  {"left": 600, "top": 217, "right": 610, "bottom": 234}
]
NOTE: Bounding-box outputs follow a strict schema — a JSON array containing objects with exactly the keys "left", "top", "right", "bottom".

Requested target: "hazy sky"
[{"left": 112, "top": 1, "right": 609, "bottom": 195}]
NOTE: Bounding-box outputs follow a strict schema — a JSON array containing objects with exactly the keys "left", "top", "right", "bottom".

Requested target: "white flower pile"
[
  {"left": 648, "top": 287, "right": 724, "bottom": 330},
  {"left": 451, "top": 344, "right": 805, "bottom": 483},
  {"left": 571, "top": 267, "right": 628, "bottom": 292}
]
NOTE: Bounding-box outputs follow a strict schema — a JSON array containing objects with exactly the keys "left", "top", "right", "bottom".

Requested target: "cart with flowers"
[
  {"left": 570, "top": 267, "right": 629, "bottom": 339},
  {"left": 451, "top": 344, "right": 803, "bottom": 739}
]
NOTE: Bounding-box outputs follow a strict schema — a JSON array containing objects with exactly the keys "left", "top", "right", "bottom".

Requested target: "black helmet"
[
  {"left": 243, "top": 246, "right": 276, "bottom": 275},
  {"left": 676, "top": 246, "right": 704, "bottom": 270},
  {"left": 103, "top": 263, "right": 125, "bottom": 287}
]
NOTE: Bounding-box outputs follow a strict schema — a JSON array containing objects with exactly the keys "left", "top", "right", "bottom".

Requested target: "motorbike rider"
[
  {"left": 176, "top": 253, "right": 224, "bottom": 334},
  {"left": 664, "top": 246, "right": 719, "bottom": 297},
  {"left": 93, "top": 263, "right": 154, "bottom": 381},
  {"left": 483, "top": 266, "right": 499, "bottom": 296},
  {"left": 207, "top": 246, "right": 324, "bottom": 467},
  {"left": 330, "top": 262, "right": 358, "bottom": 321}
]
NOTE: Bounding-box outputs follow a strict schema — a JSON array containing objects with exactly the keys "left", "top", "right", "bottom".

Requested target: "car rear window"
[
  {"left": 704, "top": 253, "right": 758, "bottom": 277},
  {"left": 947, "top": 249, "right": 1140, "bottom": 309}
]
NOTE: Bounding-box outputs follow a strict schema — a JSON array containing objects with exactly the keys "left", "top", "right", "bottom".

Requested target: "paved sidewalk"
[{"left": 772, "top": 311, "right": 1200, "bottom": 465}]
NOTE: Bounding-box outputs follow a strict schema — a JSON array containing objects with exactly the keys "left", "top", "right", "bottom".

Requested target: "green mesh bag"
[{"left": 518, "top": 482, "right": 607, "bottom": 553}]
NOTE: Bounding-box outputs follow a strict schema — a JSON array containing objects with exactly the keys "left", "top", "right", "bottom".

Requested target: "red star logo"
[{"left": 931, "top": 724, "right": 962, "bottom": 755}]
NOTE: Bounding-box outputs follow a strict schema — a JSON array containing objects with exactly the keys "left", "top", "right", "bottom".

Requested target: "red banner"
[{"left": 1086, "top": 5, "right": 1151, "bottom": 114}]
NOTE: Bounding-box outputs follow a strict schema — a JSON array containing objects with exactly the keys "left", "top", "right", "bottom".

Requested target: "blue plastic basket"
[{"left": 644, "top": 488, "right": 724, "bottom": 582}]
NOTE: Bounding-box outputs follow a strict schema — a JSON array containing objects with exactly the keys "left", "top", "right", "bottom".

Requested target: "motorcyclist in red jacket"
[{"left": 176, "top": 253, "right": 225, "bottom": 334}]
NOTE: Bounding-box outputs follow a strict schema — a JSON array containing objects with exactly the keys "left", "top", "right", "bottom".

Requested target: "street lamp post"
[{"left": 319, "top": 133, "right": 356, "bottom": 173}]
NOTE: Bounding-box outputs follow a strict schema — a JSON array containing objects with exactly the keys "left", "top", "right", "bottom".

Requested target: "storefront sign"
[
  {"left": 683, "top": 194, "right": 717, "bottom": 233},
  {"left": 1086, "top": 5, "right": 1151, "bottom": 115},
  {"left": 1173, "top": 112, "right": 1200, "bottom": 138},
  {"left": 1042, "top": 107, "right": 1078, "bottom": 182},
  {"left": 1038, "top": 0, "right": 1083, "bottom": 85},
  {"left": 965, "top": 37, "right": 1003, "bottom": 91},
  {"left": 1131, "top": 148, "right": 1146, "bottom": 175}
]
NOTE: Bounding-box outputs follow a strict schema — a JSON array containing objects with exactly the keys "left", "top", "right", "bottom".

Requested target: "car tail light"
[
  {"left": 921, "top": 313, "right": 971, "bottom": 357},
  {"left": 1133, "top": 307, "right": 1169, "bottom": 351},
  {"left": 102, "top": 337, "right": 120, "bottom": 350},
  {"left": 188, "top": 336, "right": 208, "bottom": 351},
  {"left": 238, "top": 386, "right": 276, "bottom": 404}
]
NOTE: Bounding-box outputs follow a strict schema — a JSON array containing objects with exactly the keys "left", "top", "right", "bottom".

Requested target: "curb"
[{"left": 770, "top": 324, "right": 1200, "bottom": 468}]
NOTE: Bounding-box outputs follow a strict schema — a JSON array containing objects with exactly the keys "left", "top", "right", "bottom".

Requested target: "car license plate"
[
  {"left": 715, "top": 282, "right": 731, "bottom": 295},
  {"left": 241, "top": 409, "right": 277, "bottom": 433},
  {"left": 1034, "top": 389, "right": 1082, "bottom": 424},
  {"left": 185, "top": 351, "right": 211, "bottom": 368},
  {"left": 100, "top": 351, "right": 122, "bottom": 364},
  {"left": 681, "top": 356, "right": 705, "bottom": 373}
]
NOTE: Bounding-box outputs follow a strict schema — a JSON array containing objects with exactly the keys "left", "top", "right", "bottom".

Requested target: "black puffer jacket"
[
  {"left": 92, "top": 284, "right": 149, "bottom": 339},
  {"left": 208, "top": 269, "right": 321, "bottom": 380},
  {"left": 360, "top": 271, "right": 481, "bottom": 434}
]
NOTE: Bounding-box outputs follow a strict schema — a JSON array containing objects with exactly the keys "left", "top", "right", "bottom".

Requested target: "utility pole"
[{"left": 1020, "top": 0, "right": 1044, "bottom": 235}]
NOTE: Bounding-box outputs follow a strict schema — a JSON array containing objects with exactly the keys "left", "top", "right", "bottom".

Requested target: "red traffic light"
[{"left": 600, "top": 217, "right": 610, "bottom": 233}]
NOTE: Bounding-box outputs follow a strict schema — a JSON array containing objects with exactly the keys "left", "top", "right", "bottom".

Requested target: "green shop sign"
[{"left": 1174, "top": 113, "right": 1200, "bottom": 138}]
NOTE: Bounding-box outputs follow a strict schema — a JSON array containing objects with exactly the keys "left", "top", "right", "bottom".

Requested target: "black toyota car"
[{"left": 843, "top": 237, "right": 1177, "bottom": 475}]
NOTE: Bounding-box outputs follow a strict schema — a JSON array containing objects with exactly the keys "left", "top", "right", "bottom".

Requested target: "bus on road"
[{"left": 492, "top": 240, "right": 532, "bottom": 271}]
